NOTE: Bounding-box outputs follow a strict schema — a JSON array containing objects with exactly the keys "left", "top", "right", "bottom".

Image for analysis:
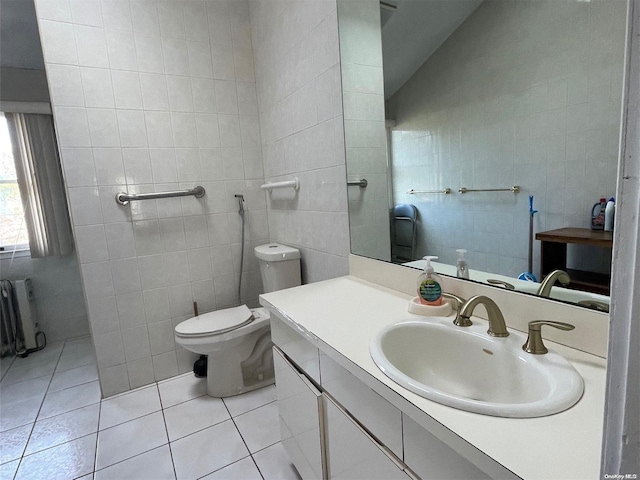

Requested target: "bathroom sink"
[{"left": 370, "top": 318, "right": 584, "bottom": 418}]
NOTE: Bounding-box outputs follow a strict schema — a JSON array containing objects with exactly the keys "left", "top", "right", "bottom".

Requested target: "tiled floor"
[{"left": 0, "top": 338, "right": 300, "bottom": 480}]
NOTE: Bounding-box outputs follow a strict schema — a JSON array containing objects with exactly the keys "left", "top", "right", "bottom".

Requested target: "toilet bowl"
[{"left": 174, "top": 243, "right": 301, "bottom": 397}]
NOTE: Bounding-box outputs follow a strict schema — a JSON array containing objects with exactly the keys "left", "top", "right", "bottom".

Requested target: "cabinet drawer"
[
  {"left": 324, "top": 393, "right": 410, "bottom": 480},
  {"left": 271, "top": 312, "right": 321, "bottom": 383},
  {"left": 320, "top": 351, "right": 403, "bottom": 458},
  {"left": 403, "top": 414, "right": 492, "bottom": 480},
  {"left": 274, "top": 347, "right": 326, "bottom": 479}
]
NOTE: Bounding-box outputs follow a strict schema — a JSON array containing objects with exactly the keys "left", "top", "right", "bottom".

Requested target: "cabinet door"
[
  {"left": 324, "top": 394, "right": 410, "bottom": 480},
  {"left": 403, "top": 414, "right": 493, "bottom": 480},
  {"left": 320, "top": 352, "right": 403, "bottom": 458},
  {"left": 274, "top": 347, "right": 326, "bottom": 480}
]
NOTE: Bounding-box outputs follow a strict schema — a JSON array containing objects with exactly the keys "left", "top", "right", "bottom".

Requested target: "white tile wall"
[
  {"left": 0, "top": 254, "right": 89, "bottom": 343},
  {"left": 388, "top": 0, "right": 625, "bottom": 278},
  {"left": 36, "top": 0, "right": 268, "bottom": 396},
  {"left": 249, "top": 0, "right": 349, "bottom": 284}
]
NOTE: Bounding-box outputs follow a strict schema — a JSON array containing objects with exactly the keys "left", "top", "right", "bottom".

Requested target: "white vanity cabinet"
[
  {"left": 273, "top": 347, "right": 326, "bottom": 480},
  {"left": 324, "top": 393, "right": 411, "bottom": 479},
  {"left": 269, "top": 311, "right": 516, "bottom": 480}
]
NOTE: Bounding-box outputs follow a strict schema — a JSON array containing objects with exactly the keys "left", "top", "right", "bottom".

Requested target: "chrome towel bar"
[
  {"left": 458, "top": 186, "right": 520, "bottom": 194},
  {"left": 347, "top": 179, "right": 368, "bottom": 188},
  {"left": 407, "top": 188, "right": 451, "bottom": 194},
  {"left": 115, "top": 186, "right": 206, "bottom": 205}
]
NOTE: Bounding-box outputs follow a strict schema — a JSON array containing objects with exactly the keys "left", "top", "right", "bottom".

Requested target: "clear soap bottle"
[
  {"left": 456, "top": 249, "right": 469, "bottom": 279},
  {"left": 416, "top": 256, "right": 443, "bottom": 306}
]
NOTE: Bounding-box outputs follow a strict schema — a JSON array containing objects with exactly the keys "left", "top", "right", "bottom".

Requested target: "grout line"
[
  {"left": 157, "top": 383, "right": 179, "bottom": 480},
  {"left": 250, "top": 453, "right": 267, "bottom": 480},
  {"left": 92, "top": 443, "right": 171, "bottom": 477},
  {"left": 226, "top": 396, "right": 277, "bottom": 419},
  {"left": 93, "top": 390, "right": 103, "bottom": 476},
  {"left": 12, "top": 339, "right": 67, "bottom": 477},
  {"left": 192, "top": 454, "right": 258, "bottom": 480}
]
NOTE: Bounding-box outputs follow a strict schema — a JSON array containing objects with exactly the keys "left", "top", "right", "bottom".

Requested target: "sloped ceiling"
[
  {"left": 381, "top": 0, "right": 483, "bottom": 99},
  {"left": 1, "top": 0, "right": 45, "bottom": 69}
]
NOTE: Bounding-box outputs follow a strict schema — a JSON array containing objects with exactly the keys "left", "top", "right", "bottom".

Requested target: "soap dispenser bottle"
[
  {"left": 417, "top": 256, "right": 443, "bottom": 306},
  {"left": 456, "top": 249, "right": 469, "bottom": 279}
]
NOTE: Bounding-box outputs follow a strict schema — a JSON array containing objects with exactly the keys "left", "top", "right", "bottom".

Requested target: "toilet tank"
[{"left": 254, "top": 243, "right": 301, "bottom": 293}]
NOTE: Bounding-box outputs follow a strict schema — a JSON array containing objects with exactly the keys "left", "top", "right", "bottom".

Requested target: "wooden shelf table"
[{"left": 535, "top": 228, "right": 613, "bottom": 295}]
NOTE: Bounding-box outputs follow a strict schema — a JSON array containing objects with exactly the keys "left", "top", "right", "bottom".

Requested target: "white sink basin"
[{"left": 370, "top": 317, "right": 584, "bottom": 418}]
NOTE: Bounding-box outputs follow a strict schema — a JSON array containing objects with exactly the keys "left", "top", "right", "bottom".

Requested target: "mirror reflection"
[
  {"left": 1, "top": 0, "right": 98, "bottom": 388},
  {"left": 340, "top": 0, "right": 627, "bottom": 311}
]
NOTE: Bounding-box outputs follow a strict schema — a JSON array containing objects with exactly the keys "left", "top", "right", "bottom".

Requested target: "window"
[{"left": 0, "top": 112, "right": 29, "bottom": 252}]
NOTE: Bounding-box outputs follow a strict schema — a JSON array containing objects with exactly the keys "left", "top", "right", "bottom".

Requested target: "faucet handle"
[
  {"left": 522, "top": 320, "right": 575, "bottom": 354},
  {"left": 487, "top": 279, "right": 515, "bottom": 290},
  {"left": 441, "top": 293, "right": 471, "bottom": 327},
  {"left": 577, "top": 300, "right": 609, "bottom": 313}
]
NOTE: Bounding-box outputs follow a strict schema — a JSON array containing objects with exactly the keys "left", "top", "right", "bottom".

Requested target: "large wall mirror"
[{"left": 339, "top": 0, "right": 627, "bottom": 312}]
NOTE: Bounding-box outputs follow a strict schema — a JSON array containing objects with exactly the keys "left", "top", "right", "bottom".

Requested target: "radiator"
[{"left": 14, "top": 279, "right": 39, "bottom": 351}]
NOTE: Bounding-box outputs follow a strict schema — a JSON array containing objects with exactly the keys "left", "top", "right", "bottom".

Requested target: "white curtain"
[{"left": 5, "top": 113, "right": 73, "bottom": 257}]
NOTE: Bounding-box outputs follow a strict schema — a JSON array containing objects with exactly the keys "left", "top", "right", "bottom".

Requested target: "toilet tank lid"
[{"left": 254, "top": 243, "right": 300, "bottom": 261}]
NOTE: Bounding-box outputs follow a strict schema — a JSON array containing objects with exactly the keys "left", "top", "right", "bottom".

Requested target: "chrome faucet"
[
  {"left": 536, "top": 270, "right": 570, "bottom": 297},
  {"left": 459, "top": 295, "right": 509, "bottom": 337},
  {"left": 441, "top": 292, "right": 468, "bottom": 327}
]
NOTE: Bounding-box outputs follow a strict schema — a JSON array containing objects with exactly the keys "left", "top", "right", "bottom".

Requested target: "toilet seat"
[{"left": 175, "top": 305, "right": 254, "bottom": 338}]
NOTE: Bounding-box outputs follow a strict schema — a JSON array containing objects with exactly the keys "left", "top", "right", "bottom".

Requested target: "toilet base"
[{"left": 205, "top": 325, "right": 275, "bottom": 398}]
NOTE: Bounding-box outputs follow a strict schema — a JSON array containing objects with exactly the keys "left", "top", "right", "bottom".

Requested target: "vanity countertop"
[{"left": 260, "top": 275, "right": 607, "bottom": 480}]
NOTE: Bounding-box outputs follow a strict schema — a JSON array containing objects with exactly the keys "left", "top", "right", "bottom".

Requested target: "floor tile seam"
[
  {"left": 225, "top": 407, "right": 254, "bottom": 460},
  {"left": 0, "top": 372, "right": 54, "bottom": 389},
  {"left": 228, "top": 398, "right": 278, "bottom": 419},
  {"left": 101, "top": 382, "right": 158, "bottom": 403},
  {"left": 0, "top": 423, "right": 33, "bottom": 467},
  {"left": 54, "top": 358, "right": 98, "bottom": 375},
  {"left": 165, "top": 414, "right": 233, "bottom": 443},
  {"left": 160, "top": 390, "right": 209, "bottom": 410},
  {"left": 193, "top": 453, "right": 256, "bottom": 480},
  {"left": 37, "top": 396, "right": 102, "bottom": 423},
  {"left": 98, "top": 407, "right": 164, "bottom": 433},
  {"left": 0, "top": 419, "right": 37, "bottom": 435},
  {"left": 156, "top": 371, "right": 193, "bottom": 386},
  {"left": 18, "top": 347, "right": 63, "bottom": 469},
  {"left": 249, "top": 453, "right": 267, "bottom": 480},
  {"left": 93, "top": 442, "right": 170, "bottom": 476},
  {"left": 250, "top": 439, "right": 282, "bottom": 457},
  {"left": 46, "top": 375, "right": 99, "bottom": 395},
  {"left": 93, "top": 398, "right": 103, "bottom": 474},
  {"left": 19, "top": 431, "right": 97, "bottom": 461},
  {"left": 158, "top": 397, "right": 179, "bottom": 480},
  {"left": 23, "top": 416, "right": 100, "bottom": 458},
  {"left": 0, "top": 357, "right": 16, "bottom": 382},
  {"left": 2, "top": 346, "right": 63, "bottom": 373}
]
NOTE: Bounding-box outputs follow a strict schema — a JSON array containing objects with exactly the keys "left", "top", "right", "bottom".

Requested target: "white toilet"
[{"left": 174, "top": 243, "right": 301, "bottom": 397}]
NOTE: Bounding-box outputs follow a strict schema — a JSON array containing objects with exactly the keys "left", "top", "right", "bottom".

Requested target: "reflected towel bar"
[
  {"left": 116, "top": 186, "right": 206, "bottom": 205},
  {"left": 407, "top": 188, "right": 451, "bottom": 194},
  {"left": 347, "top": 179, "right": 368, "bottom": 188},
  {"left": 261, "top": 178, "right": 300, "bottom": 191},
  {"left": 458, "top": 186, "right": 520, "bottom": 194}
]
